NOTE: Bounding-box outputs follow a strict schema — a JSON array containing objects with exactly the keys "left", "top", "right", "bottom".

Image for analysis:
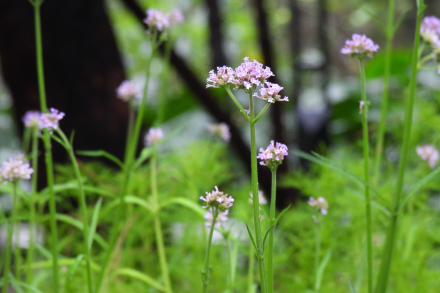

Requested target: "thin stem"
[
  {"left": 225, "top": 87, "right": 251, "bottom": 122},
  {"left": 267, "top": 169, "right": 277, "bottom": 293},
  {"left": 201, "top": 208, "right": 218, "bottom": 293},
  {"left": 34, "top": 3, "right": 47, "bottom": 113},
  {"left": 254, "top": 103, "right": 271, "bottom": 124},
  {"left": 373, "top": 0, "right": 395, "bottom": 183},
  {"left": 374, "top": 2, "right": 426, "bottom": 292},
  {"left": 249, "top": 92, "right": 268, "bottom": 293},
  {"left": 2, "top": 183, "right": 18, "bottom": 293},
  {"left": 25, "top": 128, "right": 39, "bottom": 291},
  {"left": 359, "top": 59, "right": 373, "bottom": 293},
  {"left": 151, "top": 153, "right": 173, "bottom": 293},
  {"left": 123, "top": 106, "right": 136, "bottom": 164},
  {"left": 314, "top": 215, "right": 321, "bottom": 291},
  {"left": 247, "top": 242, "right": 255, "bottom": 293},
  {"left": 225, "top": 237, "right": 235, "bottom": 292},
  {"left": 157, "top": 41, "right": 173, "bottom": 126},
  {"left": 57, "top": 130, "right": 93, "bottom": 293}
]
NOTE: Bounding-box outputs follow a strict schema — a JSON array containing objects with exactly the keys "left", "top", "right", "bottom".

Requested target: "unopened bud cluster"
[
  {"left": 200, "top": 186, "right": 234, "bottom": 212},
  {"left": 308, "top": 197, "right": 329, "bottom": 215},
  {"left": 22, "top": 108, "right": 65, "bottom": 133}
]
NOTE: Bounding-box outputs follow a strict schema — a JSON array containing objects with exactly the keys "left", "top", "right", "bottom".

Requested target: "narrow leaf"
[
  {"left": 68, "top": 254, "right": 85, "bottom": 280},
  {"left": 116, "top": 268, "right": 166, "bottom": 292},
  {"left": 349, "top": 280, "right": 357, "bottom": 293},
  {"left": 124, "top": 196, "right": 154, "bottom": 213},
  {"left": 262, "top": 226, "right": 274, "bottom": 249},
  {"left": 400, "top": 166, "right": 440, "bottom": 210},
  {"left": 88, "top": 197, "right": 103, "bottom": 250},
  {"left": 245, "top": 224, "right": 258, "bottom": 252},
  {"left": 161, "top": 197, "right": 205, "bottom": 217},
  {"left": 76, "top": 150, "right": 124, "bottom": 169},
  {"left": 275, "top": 205, "right": 291, "bottom": 223},
  {"left": 315, "top": 250, "right": 332, "bottom": 291}
]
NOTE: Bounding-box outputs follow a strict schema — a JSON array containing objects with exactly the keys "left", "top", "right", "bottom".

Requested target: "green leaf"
[
  {"left": 245, "top": 224, "right": 258, "bottom": 252},
  {"left": 124, "top": 196, "right": 154, "bottom": 213},
  {"left": 30, "top": 258, "right": 101, "bottom": 272},
  {"left": 76, "top": 150, "right": 124, "bottom": 169},
  {"left": 400, "top": 166, "right": 440, "bottom": 211},
  {"left": 350, "top": 191, "right": 391, "bottom": 217},
  {"left": 35, "top": 243, "right": 52, "bottom": 260},
  {"left": 88, "top": 197, "right": 103, "bottom": 250},
  {"left": 349, "top": 280, "right": 357, "bottom": 293},
  {"left": 8, "top": 273, "right": 26, "bottom": 293},
  {"left": 315, "top": 250, "right": 332, "bottom": 291},
  {"left": 161, "top": 197, "right": 205, "bottom": 217},
  {"left": 262, "top": 226, "right": 274, "bottom": 249},
  {"left": 275, "top": 205, "right": 291, "bottom": 223},
  {"left": 116, "top": 268, "right": 166, "bottom": 292},
  {"left": 68, "top": 254, "right": 85, "bottom": 281},
  {"left": 69, "top": 130, "right": 75, "bottom": 146}
]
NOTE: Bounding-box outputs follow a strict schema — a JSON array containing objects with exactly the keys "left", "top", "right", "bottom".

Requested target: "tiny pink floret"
[
  {"left": 200, "top": 186, "right": 234, "bottom": 212},
  {"left": 308, "top": 196, "right": 329, "bottom": 215},
  {"left": 416, "top": 144, "right": 439, "bottom": 169},
  {"left": 22, "top": 111, "right": 41, "bottom": 128},
  {"left": 1, "top": 154, "right": 34, "bottom": 183},
  {"left": 40, "top": 108, "right": 65, "bottom": 132},
  {"left": 257, "top": 140, "right": 288, "bottom": 170},
  {"left": 341, "top": 34, "right": 379, "bottom": 58},
  {"left": 253, "top": 82, "right": 288, "bottom": 103}
]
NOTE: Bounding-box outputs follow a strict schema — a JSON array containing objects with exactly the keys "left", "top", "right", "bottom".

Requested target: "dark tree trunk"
[
  {"left": 0, "top": 0, "right": 129, "bottom": 166},
  {"left": 206, "top": 0, "right": 227, "bottom": 68}
]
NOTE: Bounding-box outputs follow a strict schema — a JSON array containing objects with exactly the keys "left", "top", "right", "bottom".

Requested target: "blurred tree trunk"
[
  {"left": 0, "top": 0, "right": 129, "bottom": 168},
  {"left": 206, "top": 0, "right": 227, "bottom": 68}
]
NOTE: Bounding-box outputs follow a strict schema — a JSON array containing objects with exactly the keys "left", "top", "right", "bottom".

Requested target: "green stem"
[
  {"left": 226, "top": 237, "right": 235, "bottom": 292},
  {"left": 254, "top": 103, "right": 271, "bottom": 124},
  {"left": 374, "top": 2, "right": 425, "bottom": 293},
  {"left": 314, "top": 215, "right": 321, "bottom": 291},
  {"left": 247, "top": 242, "right": 255, "bottom": 293},
  {"left": 34, "top": 2, "right": 47, "bottom": 113},
  {"left": 201, "top": 208, "right": 218, "bottom": 293},
  {"left": 225, "top": 87, "right": 251, "bottom": 122},
  {"left": 267, "top": 170, "right": 276, "bottom": 293},
  {"left": 156, "top": 41, "right": 172, "bottom": 126},
  {"left": 359, "top": 59, "right": 373, "bottom": 293},
  {"left": 2, "top": 183, "right": 18, "bottom": 293},
  {"left": 151, "top": 153, "right": 173, "bottom": 293},
  {"left": 373, "top": 0, "right": 395, "bottom": 183},
  {"left": 57, "top": 129, "right": 93, "bottom": 293},
  {"left": 123, "top": 106, "right": 136, "bottom": 164},
  {"left": 25, "top": 128, "right": 39, "bottom": 291},
  {"left": 249, "top": 92, "right": 268, "bottom": 293}
]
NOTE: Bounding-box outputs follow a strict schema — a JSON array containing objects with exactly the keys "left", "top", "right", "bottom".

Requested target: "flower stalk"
[
  {"left": 201, "top": 208, "right": 218, "bottom": 293},
  {"left": 267, "top": 169, "right": 277, "bottom": 293},
  {"left": 2, "top": 183, "right": 17, "bottom": 293}
]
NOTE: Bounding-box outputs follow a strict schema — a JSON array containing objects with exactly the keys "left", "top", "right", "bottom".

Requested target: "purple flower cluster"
[
  {"left": 144, "top": 128, "right": 164, "bottom": 147},
  {"left": 421, "top": 16, "right": 440, "bottom": 45},
  {"left": 144, "top": 9, "right": 184, "bottom": 32},
  {"left": 416, "top": 144, "right": 439, "bottom": 169},
  {"left": 22, "top": 108, "right": 65, "bottom": 132},
  {"left": 200, "top": 186, "right": 234, "bottom": 212},
  {"left": 206, "top": 57, "right": 288, "bottom": 103},
  {"left": 253, "top": 82, "right": 289, "bottom": 103},
  {"left": 308, "top": 196, "right": 328, "bottom": 215},
  {"left": 257, "top": 140, "right": 288, "bottom": 171},
  {"left": 1, "top": 154, "right": 33, "bottom": 184},
  {"left": 341, "top": 34, "right": 379, "bottom": 59},
  {"left": 116, "top": 80, "right": 140, "bottom": 102}
]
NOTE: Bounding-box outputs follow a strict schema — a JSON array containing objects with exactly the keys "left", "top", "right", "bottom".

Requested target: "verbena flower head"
[
  {"left": 207, "top": 123, "right": 231, "bottom": 142},
  {"left": 204, "top": 208, "right": 229, "bottom": 227},
  {"left": 257, "top": 140, "right": 288, "bottom": 171},
  {"left": 22, "top": 111, "right": 41, "bottom": 128},
  {"left": 308, "top": 196, "right": 328, "bottom": 215},
  {"left": 167, "top": 9, "right": 185, "bottom": 26},
  {"left": 200, "top": 186, "right": 234, "bottom": 212},
  {"left": 40, "top": 108, "right": 65, "bottom": 132},
  {"left": 421, "top": 16, "right": 440, "bottom": 45},
  {"left": 416, "top": 144, "right": 439, "bottom": 168},
  {"left": 341, "top": 34, "right": 379, "bottom": 59},
  {"left": 1, "top": 154, "right": 33, "bottom": 183},
  {"left": 230, "top": 57, "right": 274, "bottom": 91},
  {"left": 144, "top": 9, "right": 184, "bottom": 33},
  {"left": 116, "top": 80, "right": 140, "bottom": 102},
  {"left": 253, "top": 82, "right": 288, "bottom": 103},
  {"left": 206, "top": 66, "right": 235, "bottom": 88},
  {"left": 145, "top": 128, "right": 164, "bottom": 147}
]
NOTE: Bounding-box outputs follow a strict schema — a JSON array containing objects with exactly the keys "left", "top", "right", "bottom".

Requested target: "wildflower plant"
[{"left": 206, "top": 57, "right": 289, "bottom": 293}]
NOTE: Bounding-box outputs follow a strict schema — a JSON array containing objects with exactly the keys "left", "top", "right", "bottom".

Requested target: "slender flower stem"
[
  {"left": 2, "top": 183, "right": 17, "bottom": 293},
  {"left": 267, "top": 169, "right": 277, "bottom": 293},
  {"left": 57, "top": 130, "right": 93, "bottom": 293},
  {"left": 373, "top": 0, "right": 395, "bottom": 182},
  {"left": 225, "top": 87, "right": 251, "bottom": 122},
  {"left": 359, "top": 59, "right": 373, "bottom": 293},
  {"left": 225, "top": 236, "right": 235, "bottom": 292},
  {"left": 249, "top": 91, "right": 269, "bottom": 293},
  {"left": 151, "top": 153, "right": 173, "bottom": 293},
  {"left": 32, "top": 2, "right": 59, "bottom": 291},
  {"left": 201, "top": 208, "right": 218, "bottom": 293},
  {"left": 254, "top": 103, "right": 271, "bottom": 124},
  {"left": 247, "top": 243, "right": 255, "bottom": 293},
  {"left": 375, "top": 2, "right": 426, "bottom": 292},
  {"left": 157, "top": 41, "right": 173, "bottom": 126},
  {"left": 314, "top": 215, "right": 322, "bottom": 291},
  {"left": 25, "top": 128, "right": 39, "bottom": 291}
]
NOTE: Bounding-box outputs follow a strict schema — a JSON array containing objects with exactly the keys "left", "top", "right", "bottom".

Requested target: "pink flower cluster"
[
  {"left": 341, "top": 34, "right": 379, "bottom": 59},
  {"left": 144, "top": 9, "right": 184, "bottom": 32},
  {"left": 416, "top": 144, "right": 439, "bottom": 169},
  {"left": 144, "top": 128, "right": 164, "bottom": 147},
  {"left": 207, "top": 123, "right": 231, "bottom": 142},
  {"left": 253, "top": 82, "right": 289, "bottom": 103},
  {"left": 200, "top": 186, "right": 234, "bottom": 212},
  {"left": 308, "top": 196, "right": 328, "bottom": 215},
  {"left": 257, "top": 140, "right": 288, "bottom": 170},
  {"left": 204, "top": 208, "right": 229, "bottom": 227},
  {"left": 22, "top": 108, "right": 65, "bottom": 132},
  {"left": 206, "top": 57, "right": 288, "bottom": 103},
  {"left": 1, "top": 154, "right": 33, "bottom": 184},
  {"left": 116, "top": 80, "right": 140, "bottom": 102},
  {"left": 421, "top": 16, "right": 440, "bottom": 45}
]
